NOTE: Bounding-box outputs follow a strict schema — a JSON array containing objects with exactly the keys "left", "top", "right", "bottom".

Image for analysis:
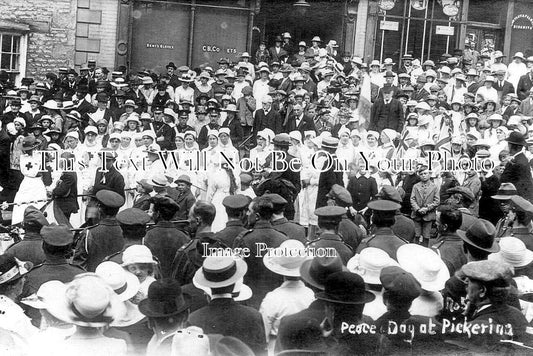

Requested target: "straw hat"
[
  {"left": 95, "top": 261, "right": 140, "bottom": 302},
  {"left": 488, "top": 237, "right": 533, "bottom": 268},
  {"left": 193, "top": 277, "right": 252, "bottom": 302},
  {"left": 263, "top": 240, "right": 310, "bottom": 277},
  {"left": 46, "top": 273, "right": 125, "bottom": 327},
  {"left": 21, "top": 280, "right": 65, "bottom": 310},
  {"left": 397, "top": 244, "right": 449, "bottom": 292},
  {"left": 347, "top": 247, "right": 399, "bottom": 285},
  {"left": 193, "top": 256, "right": 248, "bottom": 289}
]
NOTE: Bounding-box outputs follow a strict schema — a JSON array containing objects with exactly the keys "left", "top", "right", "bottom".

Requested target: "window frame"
[{"left": 0, "top": 31, "right": 27, "bottom": 86}]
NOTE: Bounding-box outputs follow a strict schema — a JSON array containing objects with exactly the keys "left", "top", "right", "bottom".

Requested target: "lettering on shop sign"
[
  {"left": 512, "top": 14, "right": 533, "bottom": 30},
  {"left": 146, "top": 43, "right": 175, "bottom": 49},
  {"left": 202, "top": 45, "right": 237, "bottom": 54},
  {"left": 380, "top": 20, "right": 399, "bottom": 31}
]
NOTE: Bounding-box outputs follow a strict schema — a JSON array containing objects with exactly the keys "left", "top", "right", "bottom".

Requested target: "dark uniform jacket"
[
  {"left": 392, "top": 212, "right": 416, "bottom": 243},
  {"left": 153, "top": 121, "right": 176, "bottom": 150},
  {"left": 233, "top": 220, "right": 288, "bottom": 309},
  {"left": 144, "top": 220, "right": 190, "bottom": 278},
  {"left": 171, "top": 231, "right": 227, "bottom": 285},
  {"left": 73, "top": 217, "right": 124, "bottom": 272},
  {"left": 500, "top": 152, "right": 533, "bottom": 202},
  {"left": 468, "top": 303, "right": 528, "bottom": 346},
  {"left": 4, "top": 231, "right": 45, "bottom": 266},
  {"left": 214, "top": 219, "right": 247, "bottom": 247},
  {"left": 173, "top": 188, "right": 196, "bottom": 220},
  {"left": 308, "top": 232, "right": 353, "bottom": 265},
  {"left": 431, "top": 232, "right": 467, "bottom": 276},
  {"left": 188, "top": 298, "right": 267, "bottom": 355},
  {"left": 52, "top": 171, "right": 79, "bottom": 216},
  {"left": 285, "top": 113, "right": 316, "bottom": 138},
  {"left": 517, "top": 72, "right": 533, "bottom": 100},
  {"left": 316, "top": 154, "right": 344, "bottom": 209},
  {"left": 93, "top": 165, "right": 126, "bottom": 197},
  {"left": 356, "top": 227, "right": 407, "bottom": 261},
  {"left": 132, "top": 192, "right": 151, "bottom": 211},
  {"left": 271, "top": 217, "right": 306, "bottom": 243},
  {"left": 339, "top": 217, "right": 365, "bottom": 251}
]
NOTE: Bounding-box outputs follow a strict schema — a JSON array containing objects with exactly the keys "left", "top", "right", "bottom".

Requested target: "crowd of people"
[{"left": 1, "top": 32, "right": 533, "bottom": 355}]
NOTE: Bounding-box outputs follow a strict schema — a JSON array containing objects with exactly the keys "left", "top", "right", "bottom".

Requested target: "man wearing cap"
[
  {"left": 267, "top": 193, "right": 306, "bottom": 243},
  {"left": 314, "top": 137, "right": 343, "bottom": 210},
  {"left": 492, "top": 182, "right": 517, "bottom": 237},
  {"left": 327, "top": 184, "right": 366, "bottom": 250},
  {"left": 493, "top": 69, "right": 514, "bottom": 102},
  {"left": 506, "top": 196, "right": 533, "bottom": 250},
  {"left": 500, "top": 132, "right": 533, "bottom": 202},
  {"left": 379, "top": 185, "right": 416, "bottom": 243},
  {"left": 213, "top": 194, "right": 250, "bottom": 246},
  {"left": 233, "top": 196, "right": 288, "bottom": 308},
  {"left": 153, "top": 108, "right": 176, "bottom": 150},
  {"left": 106, "top": 208, "right": 151, "bottom": 264},
  {"left": 269, "top": 35, "right": 288, "bottom": 64},
  {"left": 308, "top": 206, "right": 354, "bottom": 264},
  {"left": 236, "top": 85, "right": 256, "bottom": 141},
  {"left": 222, "top": 103, "right": 244, "bottom": 147},
  {"left": 517, "top": 56, "right": 533, "bottom": 100},
  {"left": 455, "top": 260, "right": 527, "bottom": 347},
  {"left": 91, "top": 148, "right": 125, "bottom": 199},
  {"left": 188, "top": 256, "right": 267, "bottom": 354},
  {"left": 73, "top": 190, "right": 125, "bottom": 271},
  {"left": 198, "top": 109, "right": 221, "bottom": 150},
  {"left": 4, "top": 206, "right": 48, "bottom": 265},
  {"left": 173, "top": 174, "right": 196, "bottom": 221},
  {"left": 144, "top": 196, "right": 190, "bottom": 278},
  {"left": 369, "top": 86, "right": 404, "bottom": 133},
  {"left": 357, "top": 199, "right": 407, "bottom": 260}
]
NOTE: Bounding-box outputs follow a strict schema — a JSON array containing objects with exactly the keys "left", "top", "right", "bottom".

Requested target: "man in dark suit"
[
  {"left": 253, "top": 96, "right": 283, "bottom": 138},
  {"left": 269, "top": 36, "right": 288, "bottom": 64},
  {"left": 411, "top": 75, "right": 430, "bottom": 102},
  {"left": 173, "top": 175, "right": 196, "bottom": 221},
  {"left": 377, "top": 71, "right": 400, "bottom": 99},
  {"left": 316, "top": 137, "right": 344, "bottom": 209},
  {"left": 286, "top": 103, "right": 316, "bottom": 137},
  {"left": 233, "top": 196, "right": 288, "bottom": 309},
  {"left": 369, "top": 86, "right": 404, "bottom": 133},
  {"left": 493, "top": 69, "right": 515, "bottom": 103},
  {"left": 500, "top": 132, "right": 533, "bottom": 202},
  {"left": 517, "top": 59, "right": 533, "bottom": 100},
  {"left": 188, "top": 256, "right": 267, "bottom": 355},
  {"left": 52, "top": 152, "right": 79, "bottom": 222},
  {"left": 144, "top": 196, "right": 190, "bottom": 278}
]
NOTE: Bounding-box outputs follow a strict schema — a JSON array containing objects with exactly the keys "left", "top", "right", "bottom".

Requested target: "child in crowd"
[
  {"left": 122, "top": 245, "right": 158, "bottom": 304},
  {"left": 410, "top": 165, "right": 440, "bottom": 246}
]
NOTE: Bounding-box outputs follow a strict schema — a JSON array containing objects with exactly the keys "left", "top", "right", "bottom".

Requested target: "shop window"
[
  {"left": 468, "top": 0, "right": 507, "bottom": 24},
  {"left": 0, "top": 33, "right": 22, "bottom": 72}
]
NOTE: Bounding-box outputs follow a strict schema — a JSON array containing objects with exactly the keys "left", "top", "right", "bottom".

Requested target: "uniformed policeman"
[
  {"left": 4, "top": 205, "right": 48, "bottom": 266},
  {"left": 23, "top": 223, "right": 85, "bottom": 326},
  {"left": 106, "top": 208, "right": 151, "bottom": 264},
  {"left": 266, "top": 193, "right": 306, "bottom": 243},
  {"left": 214, "top": 194, "right": 250, "bottom": 246},
  {"left": 492, "top": 183, "right": 518, "bottom": 238},
  {"left": 378, "top": 185, "right": 416, "bottom": 243},
  {"left": 72, "top": 189, "right": 125, "bottom": 272},
  {"left": 326, "top": 184, "right": 365, "bottom": 250},
  {"left": 356, "top": 199, "right": 407, "bottom": 261},
  {"left": 308, "top": 206, "right": 354, "bottom": 265}
]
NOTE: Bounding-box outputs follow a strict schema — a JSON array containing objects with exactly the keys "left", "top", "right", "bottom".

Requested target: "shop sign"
[
  {"left": 146, "top": 43, "right": 175, "bottom": 50},
  {"left": 380, "top": 20, "right": 399, "bottom": 31},
  {"left": 512, "top": 14, "right": 533, "bottom": 30},
  {"left": 436, "top": 26, "right": 454, "bottom": 36},
  {"left": 202, "top": 45, "right": 238, "bottom": 54}
]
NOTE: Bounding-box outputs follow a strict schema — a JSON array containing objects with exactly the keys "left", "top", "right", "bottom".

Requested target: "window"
[{"left": 0, "top": 33, "right": 21, "bottom": 72}]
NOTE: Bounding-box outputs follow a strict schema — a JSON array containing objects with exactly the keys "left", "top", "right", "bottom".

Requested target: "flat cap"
[
  {"left": 272, "top": 133, "right": 291, "bottom": 147},
  {"left": 447, "top": 186, "right": 475, "bottom": 203},
  {"left": 367, "top": 199, "right": 401, "bottom": 211},
  {"left": 263, "top": 193, "right": 288, "bottom": 206},
  {"left": 239, "top": 173, "right": 253, "bottom": 185},
  {"left": 23, "top": 205, "right": 49, "bottom": 227},
  {"left": 380, "top": 266, "right": 422, "bottom": 300},
  {"left": 379, "top": 185, "right": 402, "bottom": 204},
  {"left": 222, "top": 194, "right": 251, "bottom": 210},
  {"left": 95, "top": 189, "right": 125, "bottom": 208},
  {"left": 41, "top": 224, "right": 73, "bottom": 246},
  {"left": 116, "top": 208, "right": 151, "bottom": 225},
  {"left": 314, "top": 206, "right": 346, "bottom": 219},
  {"left": 327, "top": 184, "right": 352, "bottom": 207},
  {"left": 459, "top": 260, "right": 513, "bottom": 284}
]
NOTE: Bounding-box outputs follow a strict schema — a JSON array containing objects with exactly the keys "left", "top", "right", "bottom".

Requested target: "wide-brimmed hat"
[
  {"left": 347, "top": 247, "right": 399, "bottom": 285},
  {"left": 0, "top": 255, "right": 32, "bottom": 286},
  {"left": 193, "top": 256, "right": 248, "bottom": 289},
  {"left": 122, "top": 245, "right": 157, "bottom": 266},
  {"left": 46, "top": 273, "right": 125, "bottom": 327},
  {"left": 175, "top": 174, "right": 192, "bottom": 185},
  {"left": 299, "top": 255, "right": 347, "bottom": 290},
  {"left": 263, "top": 240, "right": 310, "bottom": 277},
  {"left": 95, "top": 261, "right": 140, "bottom": 302},
  {"left": 21, "top": 280, "right": 64, "bottom": 310},
  {"left": 138, "top": 279, "right": 190, "bottom": 318},
  {"left": 42, "top": 100, "right": 60, "bottom": 110},
  {"left": 316, "top": 271, "right": 375, "bottom": 304},
  {"left": 513, "top": 52, "right": 525, "bottom": 60},
  {"left": 21, "top": 136, "right": 41, "bottom": 151},
  {"left": 458, "top": 219, "right": 499, "bottom": 253},
  {"left": 488, "top": 236, "right": 533, "bottom": 268},
  {"left": 397, "top": 244, "right": 449, "bottom": 292},
  {"left": 193, "top": 277, "right": 252, "bottom": 302}
]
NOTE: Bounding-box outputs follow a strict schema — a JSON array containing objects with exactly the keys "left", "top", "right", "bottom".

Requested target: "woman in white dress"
[
  {"left": 198, "top": 130, "right": 220, "bottom": 199},
  {"left": 299, "top": 134, "right": 320, "bottom": 237},
  {"left": 12, "top": 137, "right": 48, "bottom": 225},
  {"left": 249, "top": 128, "right": 274, "bottom": 170},
  {"left": 336, "top": 127, "right": 356, "bottom": 186},
  {"left": 205, "top": 161, "right": 238, "bottom": 233}
]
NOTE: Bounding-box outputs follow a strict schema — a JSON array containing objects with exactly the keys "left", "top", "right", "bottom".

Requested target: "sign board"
[
  {"left": 436, "top": 25, "right": 454, "bottom": 36},
  {"left": 380, "top": 20, "right": 399, "bottom": 31}
]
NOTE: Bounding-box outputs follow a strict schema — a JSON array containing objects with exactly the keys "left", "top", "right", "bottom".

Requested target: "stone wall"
[{"left": 0, "top": 0, "right": 77, "bottom": 81}]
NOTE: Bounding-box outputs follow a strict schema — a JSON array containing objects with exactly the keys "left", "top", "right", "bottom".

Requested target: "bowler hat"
[
  {"left": 272, "top": 133, "right": 291, "bottom": 147},
  {"left": 506, "top": 131, "right": 527, "bottom": 146},
  {"left": 166, "top": 62, "right": 177, "bottom": 70},
  {"left": 299, "top": 255, "right": 347, "bottom": 290},
  {"left": 458, "top": 219, "right": 499, "bottom": 253},
  {"left": 316, "top": 271, "right": 375, "bottom": 304},
  {"left": 139, "top": 278, "right": 191, "bottom": 318}
]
